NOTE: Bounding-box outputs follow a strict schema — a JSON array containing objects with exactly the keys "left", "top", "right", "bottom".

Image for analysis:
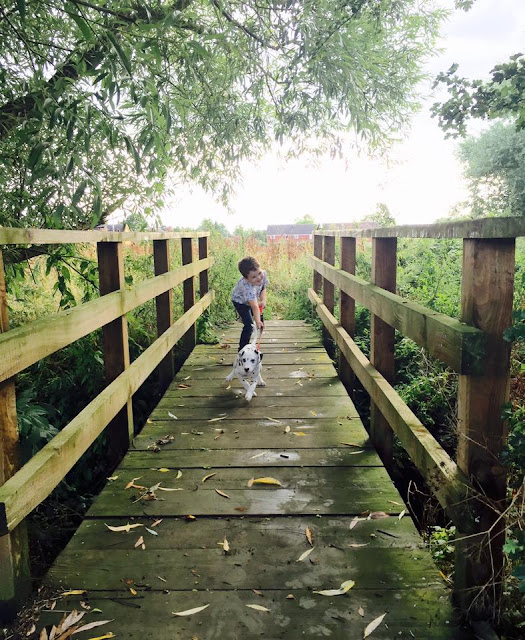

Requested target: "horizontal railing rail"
[{"left": 0, "top": 227, "right": 209, "bottom": 244}]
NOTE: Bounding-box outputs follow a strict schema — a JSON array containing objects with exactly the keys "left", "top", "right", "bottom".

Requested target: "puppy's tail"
[{"left": 250, "top": 322, "right": 258, "bottom": 346}]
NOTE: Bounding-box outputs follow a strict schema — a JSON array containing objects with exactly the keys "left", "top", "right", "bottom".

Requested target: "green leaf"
[
  {"left": 70, "top": 12, "right": 94, "bottom": 42},
  {"left": 72, "top": 180, "right": 88, "bottom": 205},
  {"left": 106, "top": 32, "right": 132, "bottom": 76},
  {"left": 27, "top": 143, "right": 45, "bottom": 169},
  {"left": 17, "top": 0, "right": 25, "bottom": 21}
]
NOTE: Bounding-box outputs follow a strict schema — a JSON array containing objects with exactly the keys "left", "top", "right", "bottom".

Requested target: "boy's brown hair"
[{"left": 238, "top": 256, "right": 260, "bottom": 277}]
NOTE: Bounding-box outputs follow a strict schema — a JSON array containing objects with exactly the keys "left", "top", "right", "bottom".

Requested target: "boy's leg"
[{"left": 233, "top": 302, "right": 254, "bottom": 351}]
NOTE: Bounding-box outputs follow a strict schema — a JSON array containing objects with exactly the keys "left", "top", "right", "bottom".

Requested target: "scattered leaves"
[
  {"left": 208, "top": 416, "right": 227, "bottom": 422},
  {"left": 158, "top": 468, "right": 170, "bottom": 473},
  {"left": 215, "top": 489, "right": 230, "bottom": 499},
  {"left": 286, "top": 594, "right": 295, "bottom": 600},
  {"left": 61, "top": 590, "right": 87, "bottom": 597},
  {"left": 305, "top": 527, "right": 314, "bottom": 546},
  {"left": 284, "top": 425, "right": 291, "bottom": 433},
  {"left": 168, "top": 412, "right": 178, "bottom": 420},
  {"left": 369, "top": 512, "right": 388, "bottom": 520},
  {"left": 151, "top": 519, "right": 163, "bottom": 527},
  {"left": 358, "top": 606, "right": 365, "bottom": 617},
  {"left": 172, "top": 604, "right": 210, "bottom": 616},
  {"left": 314, "top": 579, "right": 355, "bottom": 596},
  {"left": 217, "top": 538, "right": 230, "bottom": 553},
  {"left": 265, "top": 416, "right": 282, "bottom": 423},
  {"left": 293, "top": 431, "right": 307, "bottom": 436},
  {"left": 105, "top": 523, "right": 144, "bottom": 533},
  {"left": 202, "top": 472, "right": 217, "bottom": 483},
  {"left": 364, "top": 613, "right": 387, "bottom": 637},
  {"left": 349, "top": 517, "right": 360, "bottom": 530},
  {"left": 398, "top": 509, "right": 406, "bottom": 520},
  {"left": 134, "top": 536, "right": 145, "bottom": 550},
  {"left": 348, "top": 543, "right": 369, "bottom": 548},
  {"left": 251, "top": 477, "right": 282, "bottom": 486}
]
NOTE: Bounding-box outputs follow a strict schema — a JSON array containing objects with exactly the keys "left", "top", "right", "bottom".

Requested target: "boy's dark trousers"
[{"left": 233, "top": 302, "right": 264, "bottom": 351}]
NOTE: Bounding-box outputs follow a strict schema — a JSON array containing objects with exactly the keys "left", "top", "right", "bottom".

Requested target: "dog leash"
[{"left": 257, "top": 305, "right": 264, "bottom": 350}]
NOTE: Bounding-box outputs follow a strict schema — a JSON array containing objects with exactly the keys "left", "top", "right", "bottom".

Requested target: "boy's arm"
[
  {"left": 248, "top": 299, "right": 263, "bottom": 329},
  {"left": 259, "top": 288, "right": 267, "bottom": 309}
]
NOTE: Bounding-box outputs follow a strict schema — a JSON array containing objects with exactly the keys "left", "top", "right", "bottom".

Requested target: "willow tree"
[{"left": 1, "top": 0, "right": 444, "bottom": 232}]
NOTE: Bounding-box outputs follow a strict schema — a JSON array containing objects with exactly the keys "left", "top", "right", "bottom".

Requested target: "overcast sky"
[{"left": 159, "top": 0, "right": 525, "bottom": 231}]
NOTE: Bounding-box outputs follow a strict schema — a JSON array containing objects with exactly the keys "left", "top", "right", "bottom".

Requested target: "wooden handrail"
[
  {"left": 314, "top": 216, "right": 525, "bottom": 239},
  {"left": 309, "top": 255, "right": 485, "bottom": 374},
  {"left": 308, "top": 288, "right": 478, "bottom": 533},
  {"left": 0, "top": 292, "right": 214, "bottom": 535},
  {"left": 0, "top": 228, "right": 209, "bottom": 245},
  {"left": 0, "top": 257, "right": 213, "bottom": 383}
]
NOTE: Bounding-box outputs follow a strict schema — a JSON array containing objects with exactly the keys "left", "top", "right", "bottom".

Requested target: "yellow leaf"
[
  {"left": 398, "top": 509, "right": 406, "bottom": 520},
  {"left": 106, "top": 476, "right": 119, "bottom": 481},
  {"left": 172, "top": 604, "right": 210, "bottom": 616},
  {"left": 86, "top": 634, "right": 115, "bottom": 640},
  {"left": 217, "top": 538, "right": 230, "bottom": 552},
  {"left": 297, "top": 547, "right": 314, "bottom": 562},
  {"left": 284, "top": 426, "right": 291, "bottom": 433},
  {"left": 245, "top": 604, "right": 270, "bottom": 612},
  {"left": 265, "top": 416, "right": 282, "bottom": 424},
  {"left": 247, "top": 477, "right": 254, "bottom": 487},
  {"left": 157, "top": 487, "right": 183, "bottom": 491},
  {"left": 252, "top": 477, "right": 282, "bottom": 486},
  {"left": 305, "top": 526, "right": 314, "bottom": 546},
  {"left": 313, "top": 579, "right": 355, "bottom": 597},
  {"left": 208, "top": 416, "right": 227, "bottom": 422},
  {"left": 215, "top": 489, "right": 230, "bottom": 499},
  {"left": 158, "top": 468, "right": 170, "bottom": 473},
  {"left": 286, "top": 594, "right": 295, "bottom": 600},
  {"left": 61, "top": 590, "right": 87, "bottom": 597},
  {"left": 147, "top": 419, "right": 153, "bottom": 424},
  {"left": 129, "top": 588, "right": 137, "bottom": 596},
  {"left": 202, "top": 473, "right": 217, "bottom": 483},
  {"left": 310, "top": 410, "right": 317, "bottom": 416},
  {"left": 176, "top": 470, "right": 182, "bottom": 479},
  {"left": 293, "top": 431, "right": 306, "bottom": 436},
  {"left": 104, "top": 523, "right": 143, "bottom": 533},
  {"left": 364, "top": 613, "right": 387, "bottom": 637},
  {"left": 125, "top": 476, "right": 143, "bottom": 490}
]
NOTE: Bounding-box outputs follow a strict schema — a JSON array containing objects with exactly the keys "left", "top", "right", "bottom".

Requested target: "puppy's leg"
[
  {"left": 245, "top": 381, "right": 257, "bottom": 402},
  {"left": 225, "top": 359, "right": 238, "bottom": 382}
]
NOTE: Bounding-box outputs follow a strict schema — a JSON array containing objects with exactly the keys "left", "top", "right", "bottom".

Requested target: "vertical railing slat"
[
  {"left": 340, "top": 237, "right": 356, "bottom": 396},
  {"left": 370, "top": 237, "right": 397, "bottom": 471},
  {"left": 455, "top": 237, "right": 515, "bottom": 618},
  {"left": 153, "top": 240, "right": 174, "bottom": 394},
  {"left": 97, "top": 242, "right": 133, "bottom": 464},
  {"left": 199, "top": 237, "right": 209, "bottom": 297},
  {"left": 322, "top": 236, "right": 335, "bottom": 356},
  {"left": 0, "top": 251, "right": 30, "bottom": 622},
  {"left": 313, "top": 234, "right": 323, "bottom": 294},
  {"left": 181, "top": 237, "right": 196, "bottom": 353}
]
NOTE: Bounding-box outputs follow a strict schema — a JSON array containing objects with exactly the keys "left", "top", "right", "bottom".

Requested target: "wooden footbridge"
[{"left": 0, "top": 218, "right": 522, "bottom": 637}]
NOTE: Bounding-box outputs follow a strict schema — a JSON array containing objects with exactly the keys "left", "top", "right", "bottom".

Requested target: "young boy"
[{"left": 232, "top": 256, "right": 269, "bottom": 351}]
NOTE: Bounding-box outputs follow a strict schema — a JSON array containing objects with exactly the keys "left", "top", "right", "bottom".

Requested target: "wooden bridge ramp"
[{"left": 43, "top": 321, "right": 466, "bottom": 638}]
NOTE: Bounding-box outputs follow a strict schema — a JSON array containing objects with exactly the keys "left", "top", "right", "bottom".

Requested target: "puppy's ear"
[{"left": 259, "top": 353, "right": 264, "bottom": 361}]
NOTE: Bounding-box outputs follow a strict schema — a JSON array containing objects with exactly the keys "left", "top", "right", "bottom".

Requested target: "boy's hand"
[{"left": 256, "top": 318, "right": 264, "bottom": 330}]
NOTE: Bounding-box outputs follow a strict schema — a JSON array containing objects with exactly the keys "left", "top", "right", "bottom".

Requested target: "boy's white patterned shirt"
[{"left": 231, "top": 272, "right": 269, "bottom": 304}]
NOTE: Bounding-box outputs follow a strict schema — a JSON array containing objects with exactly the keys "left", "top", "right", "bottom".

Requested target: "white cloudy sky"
[{"left": 159, "top": 0, "right": 525, "bottom": 231}]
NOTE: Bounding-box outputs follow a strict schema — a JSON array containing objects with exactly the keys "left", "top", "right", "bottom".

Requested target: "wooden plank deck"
[{"left": 42, "top": 321, "right": 472, "bottom": 638}]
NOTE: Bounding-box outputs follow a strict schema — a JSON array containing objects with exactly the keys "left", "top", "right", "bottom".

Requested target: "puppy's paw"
[
  {"left": 245, "top": 391, "right": 254, "bottom": 402},
  {"left": 225, "top": 372, "right": 234, "bottom": 382},
  {"left": 258, "top": 378, "right": 266, "bottom": 387}
]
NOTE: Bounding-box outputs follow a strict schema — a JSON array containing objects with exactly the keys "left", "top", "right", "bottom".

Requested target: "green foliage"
[
  {"left": 0, "top": 0, "right": 444, "bottom": 232},
  {"left": 295, "top": 214, "right": 316, "bottom": 225},
  {"left": 457, "top": 122, "right": 525, "bottom": 217},
  {"left": 428, "top": 525, "right": 456, "bottom": 569},
  {"left": 432, "top": 54, "right": 525, "bottom": 137},
  {"left": 16, "top": 389, "right": 58, "bottom": 463}
]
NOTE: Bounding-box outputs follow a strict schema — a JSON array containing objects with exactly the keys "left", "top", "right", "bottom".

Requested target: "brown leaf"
[
  {"left": 134, "top": 536, "right": 145, "bottom": 549},
  {"left": 369, "top": 512, "right": 388, "bottom": 520},
  {"left": 286, "top": 594, "right": 295, "bottom": 600},
  {"left": 234, "top": 506, "right": 247, "bottom": 512},
  {"left": 151, "top": 519, "right": 163, "bottom": 527},
  {"left": 305, "top": 526, "right": 314, "bottom": 546},
  {"left": 251, "top": 477, "right": 282, "bottom": 486},
  {"left": 252, "top": 589, "right": 263, "bottom": 596},
  {"left": 358, "top": 606, "right": 365, "bottom": 617}
]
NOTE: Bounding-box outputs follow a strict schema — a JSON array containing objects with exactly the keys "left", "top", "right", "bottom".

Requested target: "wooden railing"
[
  {"left": 309, "top": 216, "right": 525, "bottom": 619},
  {"left": 0, "top": 228, "right": 214, "bottom": 619}
]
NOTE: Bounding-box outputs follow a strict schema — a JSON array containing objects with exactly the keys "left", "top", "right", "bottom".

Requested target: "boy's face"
[{"left": 245, "top": 268, "right": 264, "bottom": 286}]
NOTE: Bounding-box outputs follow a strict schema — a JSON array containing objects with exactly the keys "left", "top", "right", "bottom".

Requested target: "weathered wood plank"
[
  {"left": 0, "top": 293, "right": 214, "bottom": 535},
  {"left": 0, "top": 257, "right": 213, "bottom": 382},
  {"left": 119, "top": 447, "right": 378, "bottom": 468},
  {"left": 155, "top": 394, "right": 350, "bottom": 410},
  {"left": 163, "top": 377, "right": 348, "bottom": 397},
  {"left": 39, "top": 588, "right": 468, "bottom": 639},
  {"left": 151, "top": 403, "right": 354, "bottom": 421},
  {"left": 153, "top": 239, "right": 174, "bottom": 392},
  {"left": 309, "top": 256, "right": 485, "bottom": 374},
  {"left": 314, "top": 216, "right": 525, "bottom": 239},
  {"left": 186, "top": 352, "right": 333, "bottom": 365},
  {"left": 175, "top": 364, "right": 338, "bottom": 379},
  {"left": 0, "top": 227, "right": 209, "bottom": 244},
  {"left": 340, "top": 236, "right": 356, "bottom": 396},
  {"left": 308, "top": 288, "right": 478, "bottom": 534}
]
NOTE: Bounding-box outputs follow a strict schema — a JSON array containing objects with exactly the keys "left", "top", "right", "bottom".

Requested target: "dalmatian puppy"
[{"left": 225, "top": 325, "right": 265, "bottom": 402}]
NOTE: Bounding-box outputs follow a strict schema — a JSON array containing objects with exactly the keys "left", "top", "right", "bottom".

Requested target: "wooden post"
[
  {"left": 322, "top": 236, "right": 335, "bottom": 357},
  {"left": 97, "top": 242, "right": 133, "bottom": 465},
  {"left": 370, "top": 237, "right": 396, "bottom": 471},
  {"left": 153, "top": 240, "right": 174, "bottom": 394},
  {"left": 313, "top": 234, "right": 323, "bottom": 294},
  {"left": 181, "top": 237, "right": 196, "bottom": 353},
  {"left": 198, "top": 237, "right": 209, "bottom": 297},
  {"left": 0, "top": 252, "right": 30, "bottom": 622},
  {"left": 340, "top": 237, "right": 356, "bottom": 396},
  {"left": 455, "top": 238, "right": 514, "bottom": 619}
]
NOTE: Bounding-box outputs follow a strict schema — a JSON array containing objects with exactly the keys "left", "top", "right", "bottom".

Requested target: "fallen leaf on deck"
[
  {"left": 168, "top": 412, "right": 178, "bottom": 420},
  {"left": 313, "top": 579, "right": 355, "bottom": 597},
  {"left": 293, "top": 432, "right": 306, "bottom": 436},
  {"left": 72, "top": 619, "right": 113, "bottom": 634},
  {"left": 178, "top": 383, "right": 191, "bottom": 389},
  {"left": 215, "top": 489, "right": 230, "bottom": 498},
  {"left": 251, "top": 477, "right": 282, "bottom": 486},
  {"left": 202, "top": 473, "right": 217, "bottom": 483},
  {"left": 245, "top": 604, "right": 270, "bottom": 612},
  {"left": 358, "top": 606, "right": 365, "bottom": 617},
  {"left": 151, "top": 519, "right": 163, "bottom": 527},
  {"left": 348, "top": 543, "right": 369, "bottom": 548},
  {"left": 172, "top": 604, "right": 210, "bottom": 616},
  {"left": 348, "top": 450, "right": 365, "bottom": 455},
  {"left": 369, "top": 512, "right": 388, "bottom": 520},
  {"left": 310, "top": 410, "right": 317, "bottom": 416},
  {"left": 176, "top": 470, "right": 183, "bottom": 479},
  {"left": 104, "top": 523, "right": 143, "bottom": 533},
  {"left": 125, "top": 477, "right": 144, "bottom": 490},
  {"left": 265, "top": 417, "right": 282, "bottom": 424},
  {"left": 297, "top": 548, "right": 315, "bottom": 562},
  {"left": 86, "top": 633, "right": 115, "bottom": 640},
  {"left": 158, "top": 468, "right": 169, "bottom": 473},
  {"left": 147, "top": 419, "right": 153, "bottom": 424},
  {"left": 284, "top": 426, "right": 291, "bottom": 433},
  {"left": 129, "top": 587, "right": 137, "bottom": 596},
  {"left": 61, "top": 590, "right": 87, "bottom": 597},
  {"left": 106, "top": 476, "right": 119, "bottom": 481},
  {"left": 235, "top": 506, "right": 247, "bottom": 512},
  {"left": 286, "top": 594, "right": 295, "bottom": 599},
  {"left": 208, "top": 416, "right": 227, "bottom": 422},
  {"left": 157, "top": 486, "right": 183, "bottom": 491},
  {"left": 250, "top": 451, "right": 269, "bottom": 459},
  {"left": 364, "top": 613, "right": 387, "bottom": 637},
  {"left": 183, "top": 376, "right": 191, "bottom": 380},
  {"left": 145, "top": 528, "right": 158, "bottom": 536},
  {"left": 340, "top": 442, "right": 364, "bottom": 448},
  {"left": 388, "top": 500, "right": 402, "bottom": 506},
  {"left": 349, "top": 517, "right": 360, "bottom": 530},
  {"left": 306, "top": 526, "right": 314, "bottom": 546},
  {"left": 185, "top": 515, "right": 196, "bottom": 521},
  {"left": 252, "top": 589, "right": 263, "bottom": 596},
  {"left": 158, "top": 575, "right": 167, "bottom": 582},
  {"left": 247, "top": 478, "right": 254, "bottom": 487},
  {"left": 134, "top": 536, "right": 145, "bottom": 549},
  {"left": 217, "top": 538, "right": 230, "bottom": 552},
  {"left": 398, "top": 509, "right": 406, "bottom": 520},
  {"left": 226, "top": 384, "right": 232, "bottom": 389}
]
